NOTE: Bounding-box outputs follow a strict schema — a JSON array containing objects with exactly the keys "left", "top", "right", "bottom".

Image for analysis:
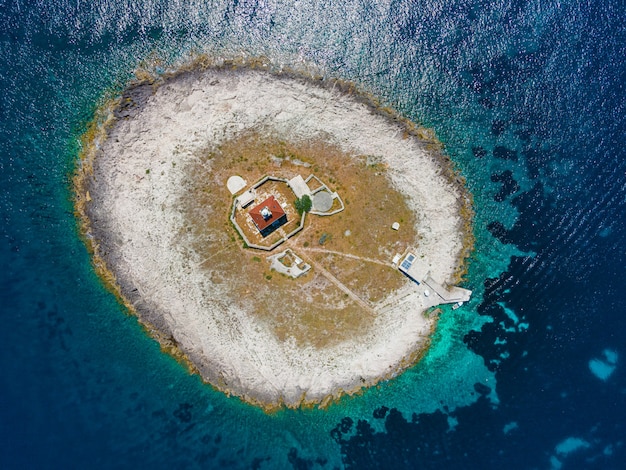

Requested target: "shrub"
[{"left": 294, "top": 195, "right": 312, "bottom": 215}]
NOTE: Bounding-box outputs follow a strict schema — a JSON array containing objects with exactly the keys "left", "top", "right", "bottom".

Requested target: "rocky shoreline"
[{"left": 74, "top": 62, "right": 473, "bottom": 411}]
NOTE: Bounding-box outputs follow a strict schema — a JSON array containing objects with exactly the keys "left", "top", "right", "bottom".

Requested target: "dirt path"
[
  {"left": 300, "top": 247, "right": 390, "bottom": 267},
  {"left": 303, "top": 256, "right": 378, "bottom": 316}
]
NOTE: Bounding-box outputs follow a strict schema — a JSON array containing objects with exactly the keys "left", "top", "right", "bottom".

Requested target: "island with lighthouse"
[{"left": 74, "top": 58, "right": 474, "bottom": 411}]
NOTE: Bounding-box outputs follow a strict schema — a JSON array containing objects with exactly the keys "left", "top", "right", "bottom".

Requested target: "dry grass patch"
[
  {"left": 306, "top": 252, "right": 400, "bottom": 303},
  {"left": 178, "top": 130, "right": 419, "bottom": 348}
]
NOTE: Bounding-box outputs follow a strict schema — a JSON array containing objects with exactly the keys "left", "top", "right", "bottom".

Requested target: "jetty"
[{"left": 396, "top": 251, "right": 472, "bottom": 306}]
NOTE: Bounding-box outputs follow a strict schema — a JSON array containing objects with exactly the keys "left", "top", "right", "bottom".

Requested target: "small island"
[{"left": 74, "top": 59, "right": 474, "bottom": 411}]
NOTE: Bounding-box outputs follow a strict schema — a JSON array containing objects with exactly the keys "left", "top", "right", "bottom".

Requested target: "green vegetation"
[
  {"left": 319, "top": 233, "right": 331, "bottom": 245},
  {"left": 294, "top": 194, "right": 312, "bottom": 215}
]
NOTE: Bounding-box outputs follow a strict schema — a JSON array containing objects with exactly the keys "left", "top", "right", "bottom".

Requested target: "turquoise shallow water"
[{"left": 2, "top": 1, "right": 625, "bottom": 468}]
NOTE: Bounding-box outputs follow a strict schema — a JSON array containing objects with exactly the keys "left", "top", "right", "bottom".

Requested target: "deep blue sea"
[{"left": 1, "top": 1, "right": 625, "bottom": 468}]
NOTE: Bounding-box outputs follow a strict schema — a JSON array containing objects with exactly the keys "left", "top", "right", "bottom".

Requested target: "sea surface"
[{"left": 1, "top": 1, "right": 624, "bottom": 468}]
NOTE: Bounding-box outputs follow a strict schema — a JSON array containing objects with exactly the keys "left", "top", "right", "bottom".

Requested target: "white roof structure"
[
  {"left": 237, "top": 190, "right": 255, "bottom": 208},
  {"left": 288, "top": 175, "right": 311, "bottom": 199},
  {"left": 227, "top": 175, "right": 247, "bottom": 195}
]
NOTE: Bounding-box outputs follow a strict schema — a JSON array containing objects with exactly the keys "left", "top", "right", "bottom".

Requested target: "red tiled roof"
[{"left": 249, "top": 195, "right": 286, "bottom": 232}]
